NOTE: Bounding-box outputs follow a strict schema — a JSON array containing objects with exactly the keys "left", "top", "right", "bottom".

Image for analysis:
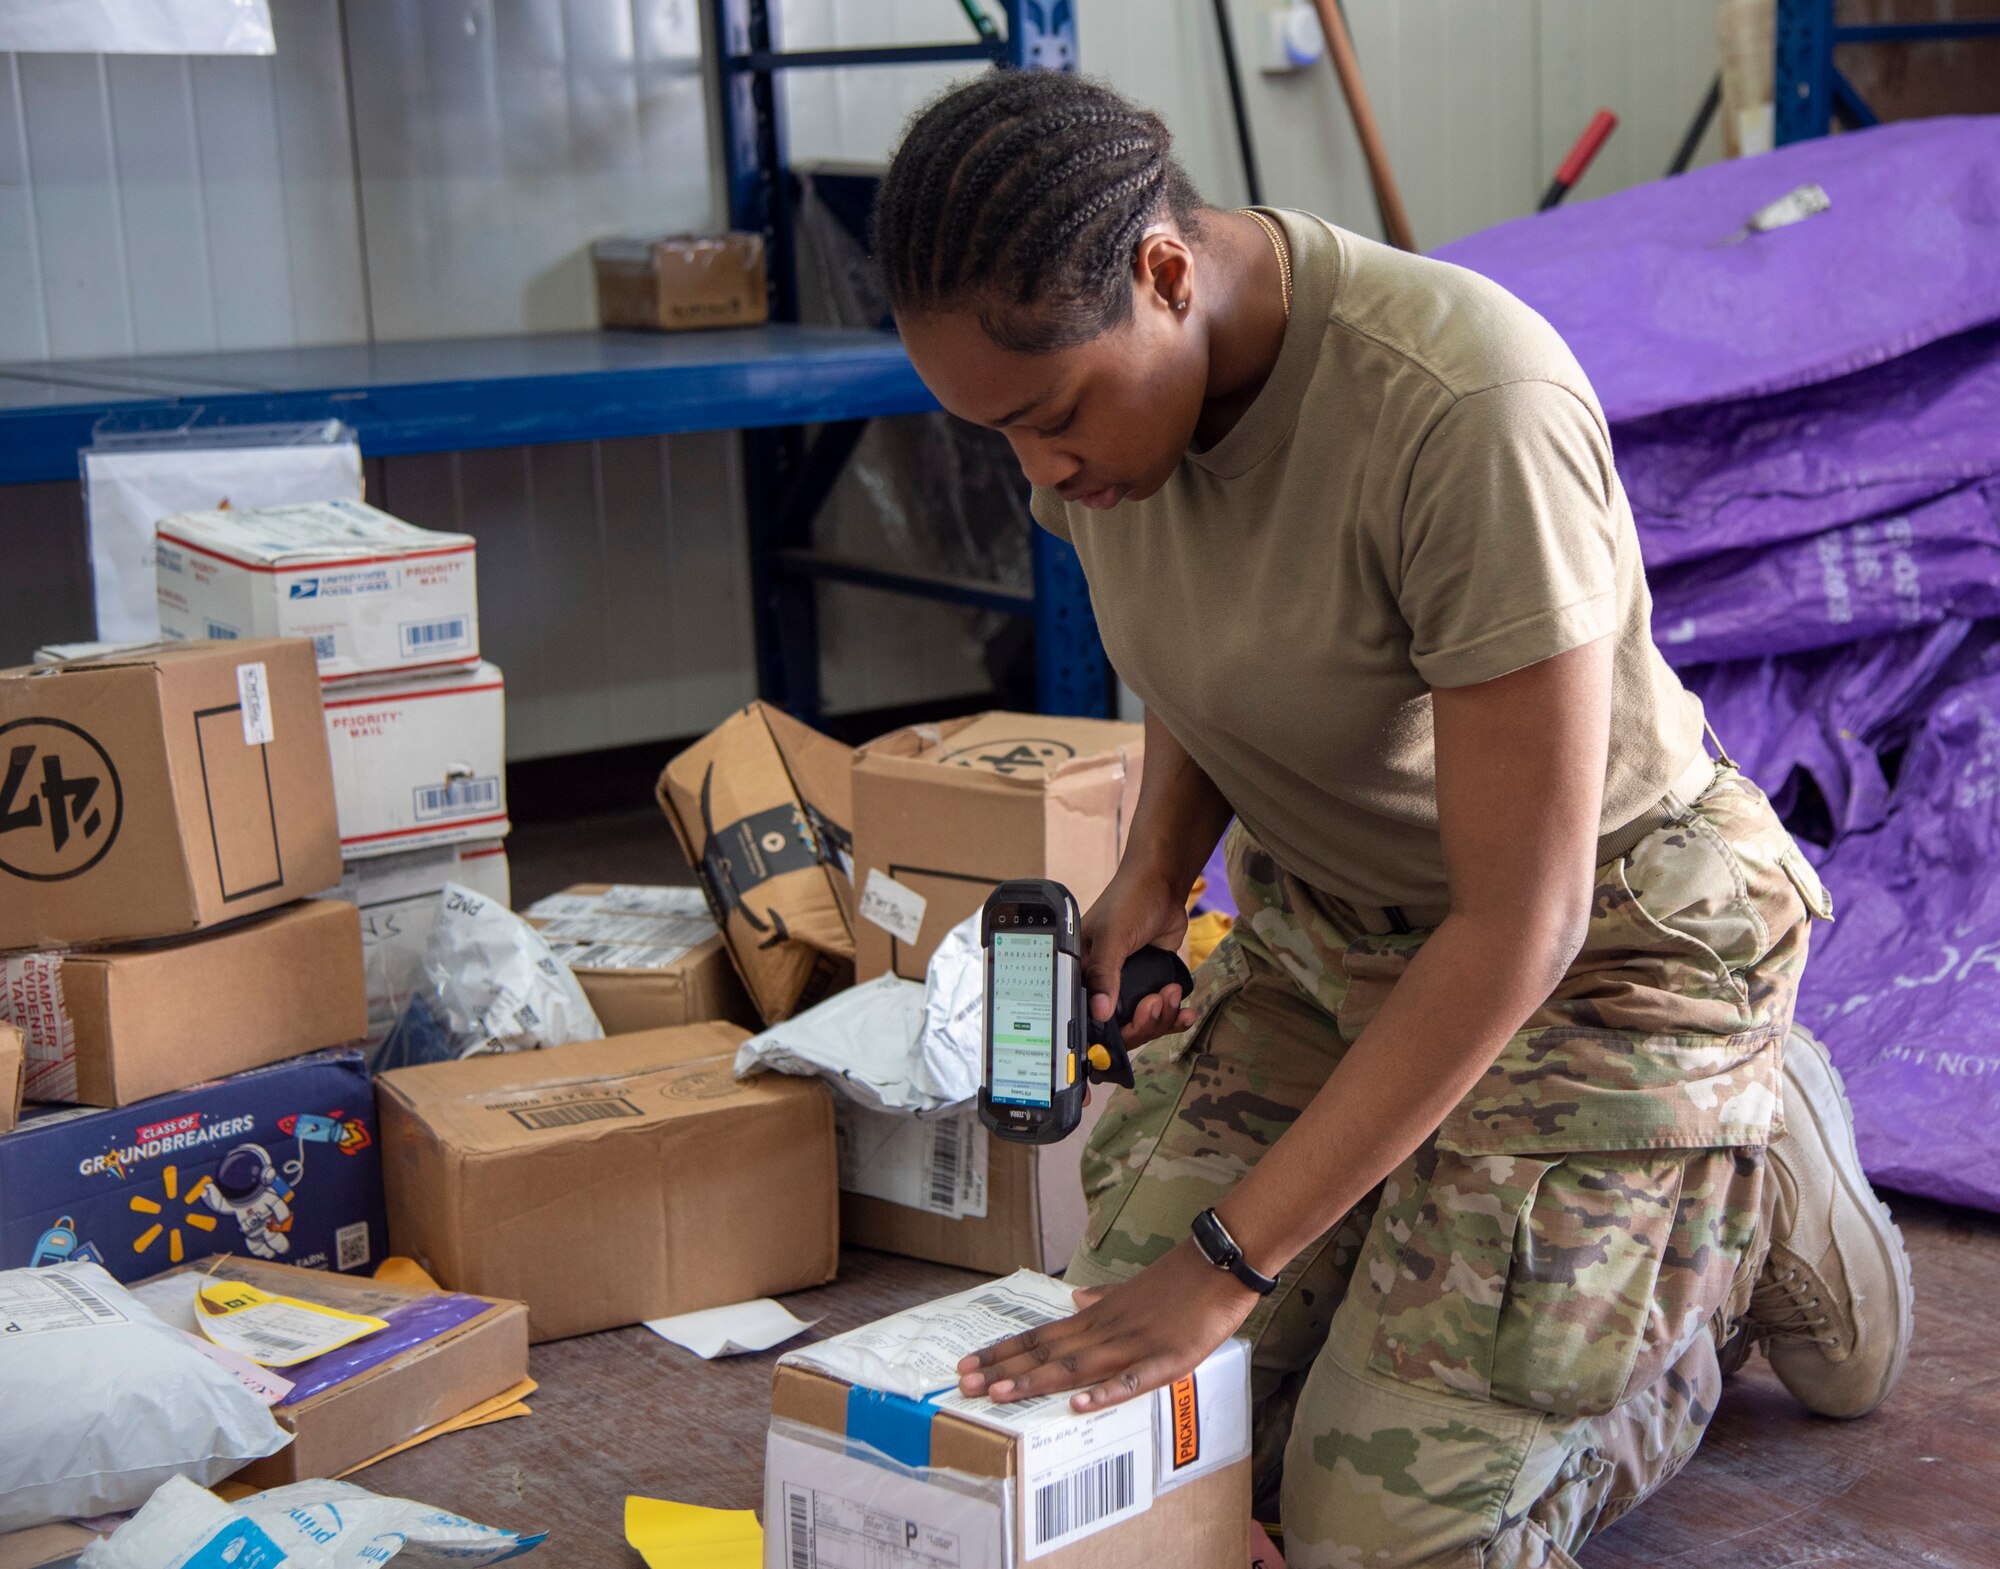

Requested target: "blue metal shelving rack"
[
  {"left": 0, "top": 2, "right": 1110, "bottom": 725},
  {"left": 711, "top": 0, "right": 1109, "bottom": 721},
  {"left": 1774, "top": 0, "right": 2000, "bottom": 142}
]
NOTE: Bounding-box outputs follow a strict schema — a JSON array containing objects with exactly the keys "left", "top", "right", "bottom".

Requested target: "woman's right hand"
[{"left": 1081, "top": 862, "right": 1197, "bottom": 1053}]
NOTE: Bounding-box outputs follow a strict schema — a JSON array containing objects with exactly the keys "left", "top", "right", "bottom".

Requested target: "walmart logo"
[
  {"left": 128, "top": 1164, "right": 220, "bottom": 1264},
  {"left": 288, "top": 579, "right": 320, "bottom": 599}
]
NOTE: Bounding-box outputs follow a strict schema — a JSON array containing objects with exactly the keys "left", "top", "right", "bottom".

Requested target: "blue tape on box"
[
  {"left": 845, "top": 1386, "right": 938, "bottom": 1469},
  {"left": 0, "top": 1049, "right": 386, "bottom": 1282}
]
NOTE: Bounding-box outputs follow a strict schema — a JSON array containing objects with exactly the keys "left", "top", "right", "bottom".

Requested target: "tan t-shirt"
[{"left": 1031, "top": 211, "right": 1705, "bottom": 910}]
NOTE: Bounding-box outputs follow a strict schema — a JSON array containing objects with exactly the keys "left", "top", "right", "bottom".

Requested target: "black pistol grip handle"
[{"left": 1086, "top": 945, "right": 1196, "bottom": 1089}]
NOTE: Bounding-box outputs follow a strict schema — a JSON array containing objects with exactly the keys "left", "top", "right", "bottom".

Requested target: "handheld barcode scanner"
[{"left": 978, "top": 878, "right": 1194, "bottom": 1145}]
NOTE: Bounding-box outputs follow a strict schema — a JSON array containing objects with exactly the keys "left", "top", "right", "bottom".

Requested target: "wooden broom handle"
[{"left": 1307, "top": 0, "right": 1417, "bottom": 252}]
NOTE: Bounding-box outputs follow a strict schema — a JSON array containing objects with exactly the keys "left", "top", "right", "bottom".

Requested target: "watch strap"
[{"left": 1190, "top": 1207, "right": 1277, "bottom": 1296}]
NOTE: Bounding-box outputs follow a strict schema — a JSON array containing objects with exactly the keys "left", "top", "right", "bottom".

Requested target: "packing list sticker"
[
  {"left": 859, "top": 869, "right": 926, "bottom": 946},
  {"left": 236, "top": 661, "right": 274, "bottom": 746},
  {"left": 196, "top": 1279, "right": 387, "bottom": 1367}
]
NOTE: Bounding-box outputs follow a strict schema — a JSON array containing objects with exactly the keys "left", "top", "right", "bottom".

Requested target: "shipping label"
[
  {"left": 860, "top": 870, "right": 927, "bottom": 946},
  {"left": 836, "top": 1103, "right": 988, "bottom": 1221},
  {"left": 766, "top": 1431, "right": 1005, "bottom": 1569},
  {"left": 0, "top": 1269, "right": 128, "bottom": 1335}
]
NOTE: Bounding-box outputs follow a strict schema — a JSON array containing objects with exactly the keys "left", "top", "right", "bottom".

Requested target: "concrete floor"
[{"left": 375, "top": 803, "right": 2000, "bottom": 1566}]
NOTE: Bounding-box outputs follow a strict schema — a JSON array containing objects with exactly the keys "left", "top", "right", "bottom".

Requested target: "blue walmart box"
[{"left": 0, "top": 1049, "right": 386, "bottom": 1282}]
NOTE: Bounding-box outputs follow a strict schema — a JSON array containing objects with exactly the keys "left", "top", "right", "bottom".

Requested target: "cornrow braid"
[{"left": 873, "top": 72, "right": 1207, "bottom": 354}]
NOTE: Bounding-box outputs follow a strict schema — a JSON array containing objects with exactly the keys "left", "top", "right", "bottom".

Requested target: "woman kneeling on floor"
[{"left": 871, "top": 71, "right": 1912, "bottom": 1568}]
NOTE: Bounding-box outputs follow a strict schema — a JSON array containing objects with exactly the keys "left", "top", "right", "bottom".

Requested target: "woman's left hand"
[{"left": 957, "top": 1240, "right": 1262, "bottom": 1412}]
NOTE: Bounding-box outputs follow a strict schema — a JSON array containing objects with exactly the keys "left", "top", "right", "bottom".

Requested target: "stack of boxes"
[
  {"left": 154, "top": 497, "right": 513, "bottom": 1049},
  {"left": 0, "top": 638, "right": 385, "bottom": 1279},
  {"left": 658, "top": 703, "right": 1146, "bottom": 1279}
]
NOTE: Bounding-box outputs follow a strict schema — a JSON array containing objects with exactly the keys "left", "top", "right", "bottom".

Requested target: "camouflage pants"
[{"left": 1066, "top": 763, "right": 1831, "bottom": 1567}]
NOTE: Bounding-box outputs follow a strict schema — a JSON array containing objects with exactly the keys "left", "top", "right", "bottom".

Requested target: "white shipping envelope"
[{"left": 84, "top": 438, "right": 362, "bottom": 642}]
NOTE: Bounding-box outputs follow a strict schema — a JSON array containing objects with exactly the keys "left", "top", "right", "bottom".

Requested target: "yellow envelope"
[{"left": 625, "top": 1496, "right": 762, "bottom": 1569}]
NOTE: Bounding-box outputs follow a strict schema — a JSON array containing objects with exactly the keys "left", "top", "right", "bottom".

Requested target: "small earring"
[{"left": 1174, "top": 298, "right": 1188, "bottom": 313}]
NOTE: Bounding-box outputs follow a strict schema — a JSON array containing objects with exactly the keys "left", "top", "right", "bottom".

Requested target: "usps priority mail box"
[{"left": 0, "top": 1049, "right": 386, "bottom": 1283}]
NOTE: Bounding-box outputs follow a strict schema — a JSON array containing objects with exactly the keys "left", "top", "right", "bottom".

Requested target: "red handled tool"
[{"left": 1539, "top": 109, "right": 1618, "bottom": 211}]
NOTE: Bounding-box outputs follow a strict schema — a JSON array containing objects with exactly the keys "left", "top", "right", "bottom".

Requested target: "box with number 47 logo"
[{"left": 0, "top": 639, "right": 340, "bottom": 951}]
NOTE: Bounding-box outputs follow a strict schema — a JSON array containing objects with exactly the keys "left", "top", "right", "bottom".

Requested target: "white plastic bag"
[
  {"left": 0, "top": 1263, "right": 289, "bottom": 1532},
  {"left": 734, "top": 911, "right": 990, "bottom": 1111},
  {"left": 375, "top": 882, "right": 603, "bottom": 1071},
  {"left": 78, "top": 1475, "right": 546, "bottom": 1568},
  {"left": 734, "top": 974, "right": 930, "bottom": 1111},
  {"left": 916, "top": 910, "right": 986, "bottom": 1106}
]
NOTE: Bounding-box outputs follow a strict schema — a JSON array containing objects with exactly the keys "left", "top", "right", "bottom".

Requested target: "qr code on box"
[{"left": 336, "top": 1221, "right": 371, "bottom": 1271}]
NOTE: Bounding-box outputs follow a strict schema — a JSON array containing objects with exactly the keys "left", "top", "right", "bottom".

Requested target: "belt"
[{"left": 1342, "top": 748, "right": 1724, "bottom": 937}]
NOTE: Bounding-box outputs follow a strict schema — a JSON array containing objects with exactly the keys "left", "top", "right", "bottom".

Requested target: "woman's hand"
[
  {"left": 1083, "top": 862, "right": 1196, "bottom": 1052},
  {"left": 956, "top": 1241, "right": 1258, "bottom": 1411}
]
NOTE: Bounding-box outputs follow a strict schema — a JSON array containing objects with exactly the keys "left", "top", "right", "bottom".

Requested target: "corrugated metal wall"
[{"left": 1, "top": 0, "right": 1729, "bottom": 753}]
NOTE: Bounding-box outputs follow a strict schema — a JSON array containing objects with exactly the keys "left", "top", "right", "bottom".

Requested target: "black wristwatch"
[{"left": 1190, "top": 1207, "right": 1278, "bottom": 1296}]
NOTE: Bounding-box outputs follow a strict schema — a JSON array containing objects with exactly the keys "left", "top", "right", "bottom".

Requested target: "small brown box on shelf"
[{"left": 593, "top": 233, "right": 769, "bottom": 331}]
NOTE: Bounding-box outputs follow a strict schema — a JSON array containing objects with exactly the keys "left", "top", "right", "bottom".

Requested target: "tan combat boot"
[{"left": 1741, "top": 1025, "right": 1914, "bottom": 1417}]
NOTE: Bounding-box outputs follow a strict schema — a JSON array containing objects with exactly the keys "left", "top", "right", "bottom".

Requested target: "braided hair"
[{"left": 873, "top": 72, "right": 1207, "bottom": 353}]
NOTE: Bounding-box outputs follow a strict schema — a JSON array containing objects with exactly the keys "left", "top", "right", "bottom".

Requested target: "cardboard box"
[
  {"left": 156, "top": 499, "right": 480, "bottom": 684},
  {"left": 0, "top": 1523, "right": 100, "bottom": 1569},
  {"left": 657, "top": 702, "right": 857, "bottom": 1025},
  {"left": 322, "top": 663, "right": 509, "bottom": 859},
  {"left": 328, "top": 840, "right": 511, "bottom": 1048},
  {"left": 0, "top": 639, "right": 342, "bottom": 951},
  {"left": 0, "top": 1048, "right": 386, "bottom": 1282},
  {"left": 851, "top": 712, "right": 1143, "bottom": 982},
  {"left": 132, "top": 1255, "right": 529, "bottom": 1487},
  {"left": 767, "top": 1272, "right": 1251, "bottom": 1569},
  {"left": 593, "top": 233, "right": 768, "bottom": 331},
  {"left": 836, "top": 1098, "right": 1101, "bottom": 1277},
  {"left": 377, "top": 1025, "right": 839, "bottom": 1342},
  {"left": 2, "top": 898, "right": 367, "bottom": 1108},
  {"left": 526, "top": 883, "right": 756, "bottom": 1034},
  {"left": 0, "top": 1025, "right": 20, "bottom": 1136}
]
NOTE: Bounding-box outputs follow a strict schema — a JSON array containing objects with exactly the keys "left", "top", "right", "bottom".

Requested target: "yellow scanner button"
[
  {"left": 1067, "top": 1052, "right": 1078, "bottom": 1085},
  {"left": 1086, "top": 1044, "right": 1111, "bottom": 1074}
]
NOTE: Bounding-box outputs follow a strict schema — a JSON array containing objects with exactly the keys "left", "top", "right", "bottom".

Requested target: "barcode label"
[
  {"left": 233, "top": 1325, "right": 315, "bottom": 1355},
  {"left": 41, "top": 1272, "right": 127, "bottom": 1325},
  {"left": 335, "top": 1221, "right": 371, "bottom": 1272},
  {"left": 312, "top": 633, "right": 336, "bottom": 660},
  {"left": 787, "top": 1487, "right": 811, "bottom": 1569},
  {"left": 558, "top": 942, "right": 692, "bottom": 971},
  {"left": 967, "top": 1289, "right": 1062, "bottom": 1332},
  {"left": 0, "top": 1271, "right": 130, "bottom": 1337},
  {"left": 401, "top": 616, "right": 470, "bottom": 654},
  {"left": 205, "top": 621, "right": 239, "bottom": 640},
  {"left": 1033, "top": 1451, "right": 1138, "bottom": 1551},
  {"left": 508, "top": 1097, "right": 642, "bottom": 1130},
  {"left": 413, "top": 775, "right": 501, "bottom": 820},
  {"left": 928, "top": 1116, "right": 964, "bottom": 1213}
]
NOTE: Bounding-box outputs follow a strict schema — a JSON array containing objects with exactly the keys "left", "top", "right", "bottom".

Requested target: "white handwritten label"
[
  {"left": 858, "top": 868, "right": 926, "bottom": 946},
  {"left": 237, "top": 661, "right": 274, "bottom": 746}
]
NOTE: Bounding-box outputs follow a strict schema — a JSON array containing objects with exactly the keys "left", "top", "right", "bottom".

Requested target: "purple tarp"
[
  {"left": 1431, "top": 116, "right": 2000, "bottom": 423},
  {"left": 1794, "top": 672, "right": 2000, "bottom": 1212}
]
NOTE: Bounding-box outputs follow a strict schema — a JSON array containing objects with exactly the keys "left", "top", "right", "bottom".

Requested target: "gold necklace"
[{"left": 1240, "top": 208, "right": 1292, "bottom": 319}]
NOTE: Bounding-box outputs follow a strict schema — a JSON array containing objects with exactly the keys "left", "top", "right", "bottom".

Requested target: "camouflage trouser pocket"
[
  {"left": 1076, "top": 938, "right": 1253, "bottom": 1261},
  {"left": 1363, "top": 1144, "right": 1763, "bottom": 1418}
]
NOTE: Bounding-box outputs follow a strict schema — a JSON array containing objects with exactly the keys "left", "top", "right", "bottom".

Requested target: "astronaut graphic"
[{"left": 199, "top": 1142, "right": 297, "bottom": 1259}]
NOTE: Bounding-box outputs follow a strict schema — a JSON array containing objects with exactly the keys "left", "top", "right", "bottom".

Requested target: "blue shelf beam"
[
  {"left": 1776, "top": 0, "right": 1997, "bottom": 143},
  {"left": 725, "top": 43, "right": 1007, "bottom": 71},
  {"left": 0, "top": 327, "right": 936, "bottom": 487}
]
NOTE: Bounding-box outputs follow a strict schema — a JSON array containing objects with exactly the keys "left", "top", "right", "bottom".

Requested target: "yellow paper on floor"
[
  {"left": 626, "top": 1496, "right": 761, "bottom": 1569},
  {"left": 336, "top": 1378, "right": 538, "bottom": 1477}
]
